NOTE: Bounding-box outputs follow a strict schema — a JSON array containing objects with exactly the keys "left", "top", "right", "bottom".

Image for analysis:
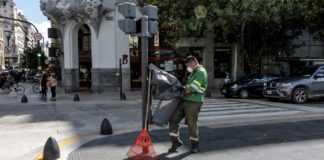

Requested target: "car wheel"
[
  {"left": 239, "top": 90, "right": 249, "bottom": 99},
  {"left": 292, "top": 87, "right": 308, "bottom": 104}
]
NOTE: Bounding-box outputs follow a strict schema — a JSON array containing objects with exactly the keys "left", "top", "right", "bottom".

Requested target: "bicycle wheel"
[
  {"left": 15, "top": 85, "right": 25, "bottom": 95},
  {"left": 2, "top": 86, "right": 11, "bottom": 94},
  {"left": 32, "top": 84, "right": 40, "bottom": 93}
]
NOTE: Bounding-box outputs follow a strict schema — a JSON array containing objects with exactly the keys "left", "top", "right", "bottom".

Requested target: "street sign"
[
  {"left": 34, "top": 33, "right": 43, "bottom": 41},
  {"left": 5, "top": 46, "right": 12, "bottom": 53}
]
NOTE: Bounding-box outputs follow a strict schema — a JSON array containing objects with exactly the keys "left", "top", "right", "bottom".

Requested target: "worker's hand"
[{"left": 183, "top": 86, "right": 191, "bottom": 95}]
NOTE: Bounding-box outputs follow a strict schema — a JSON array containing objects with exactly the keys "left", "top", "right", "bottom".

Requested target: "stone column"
[{"left": 63, "top": 69, "right": 79, "bottom": 92}]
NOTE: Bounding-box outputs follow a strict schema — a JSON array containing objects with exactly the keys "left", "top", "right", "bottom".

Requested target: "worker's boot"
[
  {"left": 190, "top": 140, "right": 199, "bottom": 153},
  {"left": 168, "top": 137, "right": 183, "bottom": 153}
]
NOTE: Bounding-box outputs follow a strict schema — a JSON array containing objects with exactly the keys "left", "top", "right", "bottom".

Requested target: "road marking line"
[{"left": 34, "top": 125, "right": 143, "bottom": 160}]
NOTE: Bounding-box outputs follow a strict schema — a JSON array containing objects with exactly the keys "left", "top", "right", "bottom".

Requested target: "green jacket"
[{"left": 183, "top": 65, "right": 208, "bottom": 103}]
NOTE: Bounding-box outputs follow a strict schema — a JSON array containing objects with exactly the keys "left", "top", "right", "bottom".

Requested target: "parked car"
[
  {"left": 221, "top": 74, "right": 280, "bottom": 99},
  {"left": 263, "top": 65, "right": 324, "bottom": 104}
]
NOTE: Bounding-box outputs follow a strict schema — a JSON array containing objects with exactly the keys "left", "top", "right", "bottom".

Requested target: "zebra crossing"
[
  {"left": 151, "top": 99, "right": 305, "bottom": 121},
  {"left": 199, "top": 99, "right": 303, "bottom": 120}
]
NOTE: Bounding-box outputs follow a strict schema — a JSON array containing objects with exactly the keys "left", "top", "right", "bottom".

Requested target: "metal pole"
[
  {"left": 38, "top": 57, "right": 41, "bottom": 70},
  {"left": 0, "top": 15, "right": 39, "bottom": 33},
  {"left": 119, "top": 58, "right": 123, "bottom": 100},
  {"left": 141, "top": 16, "right": 149, "bottom": 129}
]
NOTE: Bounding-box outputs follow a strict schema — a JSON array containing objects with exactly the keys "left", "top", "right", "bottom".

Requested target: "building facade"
[
  {"left": 41, "top": 0, "right": 131, "bottom": 93},
  {"left": 0, "top": 0, "right": 31, "bottom": 69},
  {"left": 0, "top": 26, "right": 4, "bottom": 69},
  {"left": 39, "top": 0, "right": 249, "bottom": 93}
]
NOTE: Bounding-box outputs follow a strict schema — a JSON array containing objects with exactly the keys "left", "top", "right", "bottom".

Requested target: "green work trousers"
[{"left": 169, "top": 100, "right": 202, "bottom": 142}]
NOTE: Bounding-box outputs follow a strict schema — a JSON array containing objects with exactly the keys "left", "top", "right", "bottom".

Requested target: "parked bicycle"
[
  {"left": 1, "top": 78, "right": 25, "bottom": 95},
  {"left": 32, "top": 74, "right": 42, "bottom": 93},
  {"left": 32, "top": 82, "right": 40, "bottom": 93}
]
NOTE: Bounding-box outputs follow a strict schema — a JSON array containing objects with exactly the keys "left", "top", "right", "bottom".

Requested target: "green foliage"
[
  {"left": 143, "top": 0, "right": 324, "bottom": 73},
  {"left": 50, "top": 58, "right": 62, "bottom": 81},
  {"left": 20, "top": 46, "right": 47, "bottom": 70}
]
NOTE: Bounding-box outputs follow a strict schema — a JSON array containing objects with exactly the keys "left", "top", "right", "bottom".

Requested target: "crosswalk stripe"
[
  {"left": 198, "top": 110, "right": 303, "bottom": 120},
  {"left": 200, "top": 107, "right": 291, "bottom": 116},
  {"left": 201, "top": 105, "right": 279, "bottom": 112},
  {"left": 151, "top": 99, "right": 301, "bottom": 120}
]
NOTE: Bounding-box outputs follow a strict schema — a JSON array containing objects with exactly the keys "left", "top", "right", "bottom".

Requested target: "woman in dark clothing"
[{"left": 40, "top": 71, "right": 49, "bottom": 101}]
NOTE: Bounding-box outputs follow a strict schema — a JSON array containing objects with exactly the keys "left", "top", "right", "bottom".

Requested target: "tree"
[
  {"left": 143, "top": 0, "right": 324, "bottom": 73},
  {"left": 20, "top": 46, "right": 46, "bottom": 70},
  {"left": 299, "top": 0, "right": 324, "bottom": 41}
]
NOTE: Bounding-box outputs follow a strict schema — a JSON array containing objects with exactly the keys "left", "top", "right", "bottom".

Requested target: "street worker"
[{"left": 168, "top": 55, "right": 208, "bottom": 153}]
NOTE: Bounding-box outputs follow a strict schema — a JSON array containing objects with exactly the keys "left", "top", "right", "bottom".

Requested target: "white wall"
[
  {"left": 114, "top": 7, "right": 131, "bottom": 70},
  {"left": 95, "top": 12, "right": 117, "bottom": 68}
]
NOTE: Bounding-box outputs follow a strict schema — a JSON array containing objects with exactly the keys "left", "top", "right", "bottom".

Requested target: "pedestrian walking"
[
  {"left": 48, "top": 72, "right": 57, "bottom": 101},
  {"left": 168, "top": 55, "right": 208, "bottom": 153},
  {"left": 40, "top": 70, "right": 49, "bottom": 101}
]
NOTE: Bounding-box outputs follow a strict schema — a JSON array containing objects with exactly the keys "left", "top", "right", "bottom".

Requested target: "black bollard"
[
  {"left": 43, "top": 137, "right": 60, "bottom": 160},
  {"left": 21, "top": 95, "right": 28, "bottom": 103},
  {"left": 73, "top": 94, "right": 80, "bottom": 102},
  {"left": 100, "top": 118, "right": 113, "bottom": 135},
  {"left": 121, "top": 93, "right": 126, "bottom": 100}
]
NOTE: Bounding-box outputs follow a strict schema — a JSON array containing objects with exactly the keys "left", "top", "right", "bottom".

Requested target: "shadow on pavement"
[{"left": 68, "top": 118, "right": 324, "bottom": 160}]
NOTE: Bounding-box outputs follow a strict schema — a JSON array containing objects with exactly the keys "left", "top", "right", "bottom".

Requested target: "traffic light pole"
[
  {"left": 0, "top": 15, "right": 39, "bottom": 33},
  {"left": 0, "top": 15, "right": 40, "bottom": 46},
  {"left": 117, "top": 2, "right": 157, "bottom": 130},
  {"left": 141, "top": 16, "right": 149, "bottom": 130}
]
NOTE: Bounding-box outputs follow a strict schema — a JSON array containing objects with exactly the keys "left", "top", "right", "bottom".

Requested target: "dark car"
[
  {"left": 221, "top": 74, "right": 280, "bottom": 99},
  {"left": 263, "top": 65, "right": 324, "bottom": 104}
]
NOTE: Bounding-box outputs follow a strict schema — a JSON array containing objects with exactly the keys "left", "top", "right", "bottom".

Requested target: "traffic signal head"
[
  {"left": 142, "top": 5, "right": 158, "bottom": 20},
  {"left": 143, "top": 5, "right": 159, "bottom": 35},
  {"left": 117, "top": 2, "right": 137, "bottom": 34},
  {"left": 117, "top": 3, "right": 159, "bottom": 35},
  {"left": 118, "top": 19, "right": 137, "bottom": 34},
  {"left": 37, "top": 53, "right": 41, "bottom": 57},
  {"left": 148, "top": 20, "right": 158, "bottom": 35},
  {"left": 118, "top": 2, "right": 136, "bottom": 18}
]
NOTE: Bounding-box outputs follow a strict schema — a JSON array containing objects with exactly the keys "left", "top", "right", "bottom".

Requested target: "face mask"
[{"left": 187, "top": 67, "right": 193, "bottom": 73}]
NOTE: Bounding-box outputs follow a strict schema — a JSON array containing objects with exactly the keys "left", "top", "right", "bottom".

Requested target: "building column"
[{"left": 63, "top": 22, "right": 80, "bottom": 92}]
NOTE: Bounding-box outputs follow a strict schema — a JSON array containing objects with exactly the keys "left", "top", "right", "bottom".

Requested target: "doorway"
[{"left": 78, "top": 24, "right": 92, "bottom": 91}]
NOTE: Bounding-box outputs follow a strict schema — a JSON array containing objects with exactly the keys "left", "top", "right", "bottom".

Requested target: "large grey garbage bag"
[
  {"left": 152, "top": 99, "right": 181, "bottom": 127},
  {"left": 149, "top": 64, "right": 183, "bottom": 100}
]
